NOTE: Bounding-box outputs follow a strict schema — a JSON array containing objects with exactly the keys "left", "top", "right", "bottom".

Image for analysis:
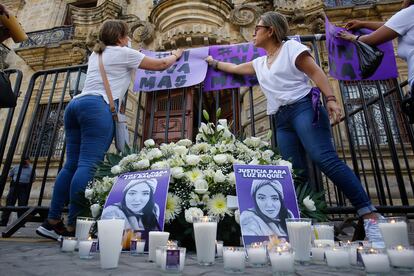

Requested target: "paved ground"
[{"left": 1, "top": 222, "right": 414, "bottom": 275}]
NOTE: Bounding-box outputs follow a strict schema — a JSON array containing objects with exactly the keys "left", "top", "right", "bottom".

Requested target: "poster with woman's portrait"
[
  {"left": 234, "top": 164, "right": 300, "bottom": 246},
  {"left": 101, "top": 169, "right": 170, "bottom": 249}
]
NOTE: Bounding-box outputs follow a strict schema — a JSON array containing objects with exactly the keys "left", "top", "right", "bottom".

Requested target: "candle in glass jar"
[
  {"left": 269, "top": 245, "right": 295, "bottom": 274},
  {"left": 193, "top": 216, "right": 218, "bottom": 266},
  {"left": 378, "top": 218, "right": 409, "bottom": 248},
  {"left": 361, "top": 248, "right": 391, "bottom": 273},
  {"left": 216, "top": 240, "right": 223, "bottom": 257},
  {"left": 325, "top": 247, "right": 351, "bottom": 268},
  {"left": 130, "top": 238, "right": 146, "bottom": 256},
  {"left": 313, "top": 239, "right": 335, "bottom": 247},
  {"left": 61, "top": 237, "right": 77, "bottom": 252},
  {"left": 159, "top": 247, "right": 186, "bottom": 273},
  {"left": 79, "top": 238, "right": 94, "bottom": 259},
  {"left": 223, "top": 247, "right": 246, "bottom": 273},
  {"left": 387, "top": 246, "right": 414, "bottom": 269},
  {"left": 247, "top": 242, "right": 267, "bottom": 267},
  {"left": 311, "top": 243, "right": 330, "bottom": 262},
  {"left": 148, "top": 231, "right": 169, "bottom": 262}
]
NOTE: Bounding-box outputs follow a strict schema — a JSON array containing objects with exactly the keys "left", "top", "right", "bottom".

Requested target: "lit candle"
[
  {"left": 130, "top": 238, "right": 146, "bottom": 256},
  {"left": 311, "top": 243, "right": 330, "bottom": 263},
  {"left": 216, "top": 240, "right": 223, "bottom": 257},
  {"left": 75, "top": 217, "right": 95, "bottom": 241},
  {"left": 387, "top": 245, "right": 414, "bottom": 269},
  {"left": 148, "top": 231, "right": 170, "bottom": 262},
  {"left": 378, "top": 217, "right": 409, "bottom": 248},
  {"left": 269, "top": 245, "right": 295, "bottom": 274},
  {"left": 223, "top": 247, "right": 246, "bottom": 273},
  {"left": 360, "top": 248, "right": 391, "bottom": 273},
  {"left": 286, "top": 218, "right": 312, "bottom": 262},
  {"left": 313, "top": 239, "right": 335, "bottom": 247},
  {"left": 97, "top": 218, "right": 124, "bottom": 269},
  {"left": 247, "top": 242, "right": 267, "bottom": 267},
  {"left": 61, "top": 237, "right": 77, "bottom": 252},
  {"left": 325, "top": 247, "right": 351, "bottom": 268},
  {"left": 159, "top": 247, "right": 187, "bottom": 273},
  {"left": 312, "top": 223, "right": 334, "bottom": 240},
  {"left": 193, "top": 216, "right": 218, "bottom": 266},
  {"left": 79, "top": 237, "right": 94, "bottom": 259}
]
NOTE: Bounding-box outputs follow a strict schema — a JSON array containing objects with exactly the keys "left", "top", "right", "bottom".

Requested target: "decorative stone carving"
[
  {"left": 130, "top": 20, "right": 155, "bottom": 44},
  {"left": 229, "top": 4, "right": 264, "bottom": 42}
]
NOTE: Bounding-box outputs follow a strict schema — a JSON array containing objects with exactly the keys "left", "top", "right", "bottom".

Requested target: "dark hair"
[
  {"left": 121, "top": 184, "right": 160, "bottom": 232},
  {"left": 93, "top": 19, "right": 129, "bottom": 54},
  {"left": 253, "top": 183, "right": 289, "bottom": 235}
]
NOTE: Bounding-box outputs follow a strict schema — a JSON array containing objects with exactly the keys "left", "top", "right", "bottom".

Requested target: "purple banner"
[
  {"left": 325, "top": 17, "right": 398, "bottom": 81},
  {"left": 101, "top": 169, "right": 170, "bottom": 251},
  {"left": 204, "top": 43, "right": 266, "bottom": 92},
  {"left": 134, "top": 47, "right": 209, "bottom": 92},
  {"left": 234, "top": 164, "right": 299, "bottom": 247}
]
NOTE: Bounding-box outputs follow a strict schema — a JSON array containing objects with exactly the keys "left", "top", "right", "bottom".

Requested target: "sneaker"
[
  {"left": 36, "top": 220, "right": 68, "bottom": 241},
  {"left": 364, "top": 216, "right": 385, "bottom": 248}
]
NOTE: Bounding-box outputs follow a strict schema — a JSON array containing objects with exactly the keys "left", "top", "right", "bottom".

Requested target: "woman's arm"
[
  {"left": 295, "top": 52, "right": 342, "bottom": 123},
  {"left": 205, "top": 55, "right": 255, "bottom": 75},
  {"left": 338, "top": 25, "right": 399, "bottom": 46},
  {"left": 345, "top": 20, "right": 384, "bottom": 31},
  {"left": 139, "top": 49, "right": 183, "bottom": 71}
]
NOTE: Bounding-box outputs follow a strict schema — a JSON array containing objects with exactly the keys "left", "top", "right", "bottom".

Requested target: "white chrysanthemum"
[
  {"left": 185, "top": 154, "right": 201, "bottom": 166},
  {"left": 111, "top": 165, "right": 123, "bottom": 175},
  {"left": 202, "top": 194, "right": 210, "bottom": 204},
  {"left": 210, "top": 147, "right": 217, "bottom": 155},
  {"left": 192, "top": 142, "right": 209, "bottom": 154},
  {"left": 207, "top": 194, "right": 231, "bottom": 218},
  {"left": 151, "top": 161, "right": 170, "bottom": 169},
  {"left": 174, "top": 145, "right": 188, "bottom": 156},
  {"left": 189, "top": 192, "right": 201, "bottom": 206},
  {"left": 90, "top": 204, "right": 101, "bottom": 218},
  {"left": 203, "top": 168, "right": 215, "bottom": 178},
  {"left": 278, "top": 159, "right": 293, "bottom": 171},
  {"left": 213, "top": 154, "right": 227, "bottom": 164},
  {"left": 119, "top": 154, "right": 139, "bottom": 167},
  {"left": 147, "top": 148, "right": 163, "bottom": 160},
  {"left": 184, "top": 207, "right": 204, "bottom": 223},
  {"left": 234, "top": 209, "right": 240, "bottom": 224},
  {"left": 176, "top": 139, "right": 192, "bottom": 147},
  {"left": 186, "top": 169, "right": 203, "bottom": 183},
  {"left": 228, "top": 172, "right": 236, "bottom": 186},
  {"left": 165, "top": 193, "right": 182, "bottom": 223},
  {"left": 168, "top": 156, "right": 184, "bottom": 168},
  {"left": 171, "top": 167, "right": 184, "bottom": 179},
  {"left": 244, "top": 137, "right": 262, "bottom": 148},
  {"left": 132, "top": 159, "right": 150, "bottom": 170},
  {"left": 194, "top": 178, "right": 208, "bottom": 193},
  {"left": 213, "top": 170, "right": 226, "bottom": 183},
  {"left": 200, "top": 154, "right": 212, "bottom": 164},
  {"left": 84, "top": 188, "right": 93, "bottom": 200},
  {"left": 144, "top": 139, "right": 155, "bottom": 147},
  {"left": 262, "top": 149, "right": 274, "bottom": 162}
]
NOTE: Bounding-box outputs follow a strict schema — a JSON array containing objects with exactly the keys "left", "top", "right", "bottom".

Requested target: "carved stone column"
[{"left": 229, "top": 4, "right": 264, "bottom": 42}]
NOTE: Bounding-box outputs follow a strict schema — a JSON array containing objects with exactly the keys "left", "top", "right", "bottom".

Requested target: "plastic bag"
[{"left": 355, "top": 40, "right": 384, "bottom": 79}]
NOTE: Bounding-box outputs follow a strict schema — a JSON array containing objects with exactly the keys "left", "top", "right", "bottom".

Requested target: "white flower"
[
  {"left": 233, "top": 159, "right": 246, "bottom": 165},
  {"left": 118, "top": 154, "right": 139, "bottom": 167},
  {"left": 171, "top": 167, "right": 184, "bottom": 179},
  {"left": 144, "top": 139, "right": 155, "bottom": 147},
  {"left": 217, "top": 125, "right": 225, "bottom": 132},
  {"left": 228, "top": 172, "right": 236, "bottom": 185},
  {"left": 194, "top": 178, "right": 208, "bottom": 193},
  {"left": 244, "top": 137, "right": 261, "bottom": 148},
  {"left": 85, "top": 188, "right": 93, "bottom": 200},
  {"left": 218, "top": 119, "right": 228, "bottom": 127},
  {"left": 189, "top": 192, "right": 201, "bottom": 206},
  {"left": 165, "top": 193, "right": 182, "bottom": 223},
  {"left": 174, "top": 145, "right": 188, "bottom": 156},
  {"left": 185, "top": 154, "right": 201, "bottom": 166},
  {"left": 223, "top": 129, "right": 233, "bottom": 139},
  {"left": 248, "top": 158, "right": 259, "bottom": 165},
  {"left": 234, "top": 209, "right": 240, "bottom": 224},
  {"left": 278, "top": 159, "right": 293, "bottom": 171},
  {"left": 151, "top": 161, "right": 169, "bottom": 169},
  {"left": 262, "top": 150, "right": 274, "bottom": 161},
  {"left": 176, "top": 139, "right": 192, "bottom": 147},
  {"left": 184, "top": 207, "right": 204, "bottom": 223},
  {"left": 147, "top": 148, "right": 163, "bottom": 160},
  {"left": 213, "top": 170, "right": 226, "bottom": 183},
  {"left": 186, "top": 169, "right": 204, "bottom": 183},
  {"left": 213, "top": 154, "right": 227, "bottom": 165},
  {"left": 90, "top": 204, "right": 101, "bottom": 218},
  {"left": 132, "top": 159, "right": 150, "bottom": 170},
  {"left": 207, "top": 194, "right": 231, "bottom": 218},
  {"left": 110, "top": 165, "right": 123, "bottom": 175},
  {"left": 303, "top": 195, "right": 316, "bottom": 211}
]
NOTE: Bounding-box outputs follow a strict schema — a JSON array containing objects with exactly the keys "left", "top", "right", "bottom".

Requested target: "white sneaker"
[{"left": 364, "top": 216, "right": 385, "bottom": 248}]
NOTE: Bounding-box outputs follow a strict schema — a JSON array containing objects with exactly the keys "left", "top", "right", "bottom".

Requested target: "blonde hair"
[
  {"left": 259, "top": 11, "right": 289, "bottom": 43},
  {"left": 93, "top": 19, "right": 129, "bottom": 54}
]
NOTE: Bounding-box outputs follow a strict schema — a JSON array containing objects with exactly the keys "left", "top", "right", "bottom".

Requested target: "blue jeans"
[
  {"left": 274, "top": 95, "right": 376, "bottom": 217},
  {"left": 48, "top": 95, "right": 114, "bottom": 226}
]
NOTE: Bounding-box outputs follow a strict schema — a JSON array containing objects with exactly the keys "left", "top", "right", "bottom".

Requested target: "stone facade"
[{"left": 0, "top": 0, "right": 411, "bottom": 207}]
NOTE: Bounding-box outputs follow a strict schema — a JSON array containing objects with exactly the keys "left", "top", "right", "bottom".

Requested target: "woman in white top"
[
  {"left": 36, "top": 19, "right": 183, "bottom": 241},
  {"left": 339, "top": 0, "right": 414, "bottom": 122},
  {"left": 206, "top": 11, "right": 384, "bottom": 245}
]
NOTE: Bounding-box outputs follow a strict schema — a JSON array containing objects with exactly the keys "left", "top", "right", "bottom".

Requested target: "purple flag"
[
  {"left": 133, "top": 47, "right": 209, "bottom": 92},
  {"left": 204, "top": 43, "right": 266, "bottom": 92},
  {"left": 234, "top": 164, "right": 300, "bottom": 246},
  {"left": 325, "top": 17, "right": 398, "bottom": 81}
]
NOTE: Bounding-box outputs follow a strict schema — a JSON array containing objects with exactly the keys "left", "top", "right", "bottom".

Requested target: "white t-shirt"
[
  {"left": 252, "top": 39, "right": 312, "bottom": 115},
  {"left": 385, "top": 5, "right": 414, "bottom": 87},
  {"left": 75, "top": 46, "right": 145, "bottom": 104}
]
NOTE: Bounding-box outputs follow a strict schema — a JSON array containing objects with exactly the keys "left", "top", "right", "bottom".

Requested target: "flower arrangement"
[{"left": 84, "top": 109, "right": 327, "bottom": 247}]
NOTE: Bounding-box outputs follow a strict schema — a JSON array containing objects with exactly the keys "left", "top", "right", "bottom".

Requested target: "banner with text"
[{"left": 325, "top": 17, "right": 398, "bottom": 81}]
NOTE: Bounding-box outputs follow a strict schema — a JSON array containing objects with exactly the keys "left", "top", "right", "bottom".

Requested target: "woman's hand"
[
  {"left": 345, "top": 20, "right": 364, "bottom": 30},
  {"left": 337, "top": 30, "right": 358, "bottom": 42},
  {"left": 326, "top": 101, "right": 342, "bottom": 124},
  {"left": 205, "top": 55, "right": 214, "bottom": 66},
  {"left": 171, "top": 48, "right": 183, "bottom": 60}
]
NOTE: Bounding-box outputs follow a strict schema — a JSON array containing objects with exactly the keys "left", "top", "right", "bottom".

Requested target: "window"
[{"left": 27, "top": 103, "right": 67, "bottom": 158}]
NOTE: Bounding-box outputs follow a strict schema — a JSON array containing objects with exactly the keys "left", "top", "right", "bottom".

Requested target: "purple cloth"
[{"left": 311, "top": 87, "right": 321, "bottom": 126}]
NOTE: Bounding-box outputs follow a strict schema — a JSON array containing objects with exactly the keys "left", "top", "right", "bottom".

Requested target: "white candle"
[
  {"left": 148, "top": 231, "right": 169, "bottom": 262},
  {"left": 193, "top": 217, "right": 217, "bottom": 265},
  {"left": 313, "top": 239, "right": 335, "bottom": 247},
  {"left": 269, "top": 249, "right": 295, "bottom": 273},
  {"left": 378, "top": 219, "right": 409, "bottom": 248},
  {"left": 223, "top": 247, "right": 246, "bottom": 273},
  {"left": 61, "top": 237, "right": 77, "bottom": 252},
  {"left": 325, "top": 248, "right": 350, "bottom": 268},
  {"left": 75, "top": 217, "right": 94, "bottom": 241},
  {"left": 97, "top": 219, "right": 124, "bottom": 269},
  {"left": 361, "top": 251, "right": 390, "bottom": 273},
  {"left": 286, "top": 219, "right": 312, "bottom": 262},
  {"left": 156, "top": 246, "right": 163, "bottom": 267},
  {"left": 387, "top": 246, "right": 414, "bottom": 268},
  {"left": 216, "top": 241, "right": 223, "bottom": 257},
  {"left": 247, "top": 243, "right": 267, "bottom": 267},
  {"left": 160, "top": 247, "right": 186, "bottom": 272},
  {"left": 311, "top": 246, "right": 326, "bottom": 262},
  {"left": 313, "top": 224, "right": 334, "bottom": 240},
  {"left": 130, "top": 239, "right": 146, "bottom": 255},
  {"left": 79, "top": 239, "right": 93, "bottom": 259}
]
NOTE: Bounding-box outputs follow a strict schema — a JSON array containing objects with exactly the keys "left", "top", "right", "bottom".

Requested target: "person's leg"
[
  {"left": 17, "top": 182, "right": 31, "bottom": 217},
  {"left": 67, "top": 96, "right": 114, "bottom": 229},
  {"left": 0, "top": 181, "right": 18, "bottom": 225}
]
